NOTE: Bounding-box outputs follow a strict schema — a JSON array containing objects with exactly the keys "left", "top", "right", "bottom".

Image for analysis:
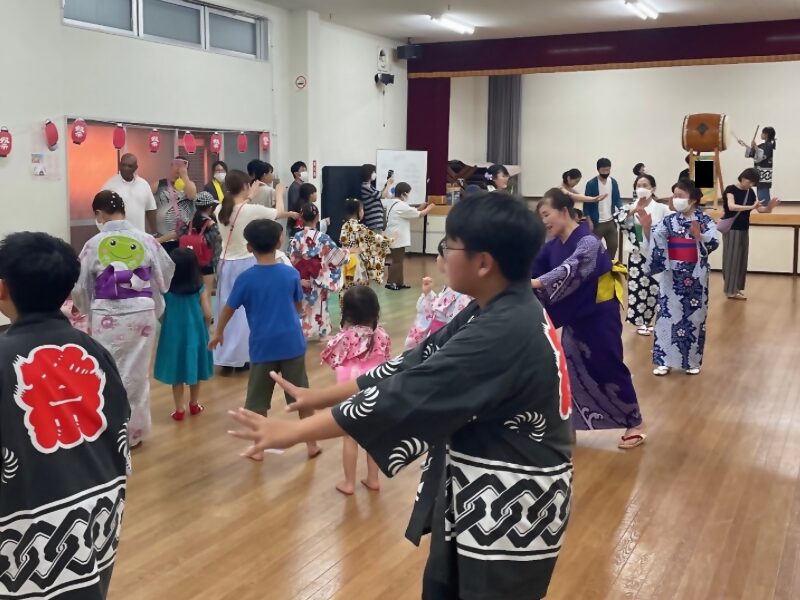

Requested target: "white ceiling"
[{"left": 263, "top": 0, "right": 800, "bottom": 43}]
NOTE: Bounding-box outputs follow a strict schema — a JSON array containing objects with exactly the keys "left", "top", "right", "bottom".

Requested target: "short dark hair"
[
  {"left": 0, "top": 232, "right": 80, "bottom": 314},
  {"left": 246, "top": 159, "right": 260, "bottom": 177},
  {"left": 539, "top": 188, "right": 577, "bottom": 219},
  {"left": 243, "top": 219, "right": 283, "bottom": 254},
  {"left": 291, "top": 161, "right": 307, "bottom": 176},
  {"left": 487, "top": 164, "right": 510, "bottom": 179},
  {"left": 168, "top": 248, "right": 202, "bottom": 295},
  {"left": 633, "top": 163, "right": 645, "bottom": 176},
  {"left": 445, "top": 192, "right": 545, "bottom": 282},
  {"left": 597, "top": 158, "right": 612, "bottom": 170},
  {"left": 395, "top": 182, "right": 411, "bottom": 197},
  {"left": 672, "top": 179, "right": 703, "bottom": 202},
  {"left": 635, "top": 174, "right": 657, "bottom": 188},
  {"left": 562, "top": 168, "right": 582, "bottom": 185},
  {"left": 739, "top": 168, "right": 760, "bottom": 184},
  {"left": 93, "top": 190, "right": 126, "bottom": 215},
  {"left": 360, "top": 164, "right": 377, "bottom": 183},
  {"left": 299, "top": 183, "right": 317, "bottom": 202},
  {"left": 251, "top": 160, "right": 273, "bottom": 182},
  {"left": 344, "top": 198, "right": 362, "bottom": 218},
  {"left": 301, "top": 202, "right": 319, "bottom": 223},
  {"left": 340, "top": 285, "right": 381, "bottom": 329},
  {"left": 212, "top": 160, "right": 228, "bottom": 173}
]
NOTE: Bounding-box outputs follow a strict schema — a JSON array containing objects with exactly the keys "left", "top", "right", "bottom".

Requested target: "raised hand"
[{"left": 421, "top": 276, "right": 434, "bottom": 295}]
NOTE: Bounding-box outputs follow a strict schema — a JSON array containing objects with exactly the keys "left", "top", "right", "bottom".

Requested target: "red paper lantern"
[
  {"left": 113, "top": 124, "right": 126, "bottom": 150},
  {"left": 210, "top": 132, "right": 222, "bottom": 154},
  {"left": 0, "top": 127, "right": 12, "bottom": 158},
  {"left": 148, "top": 129, "right": 161, "bottom": 153},
  {"left": 260, "top": 131, "right": 270, "bottom": 152},
  {"left": 237, "top": 132, "right": 248, "bottom": 153},
  {"left": 44, "top": 120, "right": 59, "bottom": 150},
  {"left": 71, "top": 119, "right": 88, "bottom": 145},
  {"left": 183, "top": 131, "right": 196, "bottom": 154}
]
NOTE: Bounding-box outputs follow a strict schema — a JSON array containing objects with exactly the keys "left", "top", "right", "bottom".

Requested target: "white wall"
[
  {"left": 448, "top": 76, "right": 488, "bottom": 164},
  {"left": 316, "top": 21, "right": 408, "bottom": 176},
  {"left": 519, "top": 61, "right": 800, "bottom": 199}
]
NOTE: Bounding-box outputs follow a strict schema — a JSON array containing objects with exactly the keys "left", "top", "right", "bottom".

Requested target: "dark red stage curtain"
[{"left": 407, "top": 77, "right": 451, "bottom": 197}]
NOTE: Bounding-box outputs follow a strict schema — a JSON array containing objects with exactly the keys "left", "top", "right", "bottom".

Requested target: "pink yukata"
[
  {"left": 404, "top": 287, "right": 473, "bottom": 350},
  {"left": 321, "top": 325, "right": 391, "bottom": 383}
]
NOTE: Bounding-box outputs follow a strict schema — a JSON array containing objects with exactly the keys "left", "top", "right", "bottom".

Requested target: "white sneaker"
[
  {"left": 686, "top": 368, "right": 701, "bottom": 375},
  {"left": 653, "top": 366, "right": 671, "bottom": 376}
]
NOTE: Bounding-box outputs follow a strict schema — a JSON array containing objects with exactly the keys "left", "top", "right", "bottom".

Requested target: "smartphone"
[
  {"left": 387, "top": 169, "right": 394, "bottom": 180},
  {"left": 273, "top": 177, "right": 281, "bottom": 185}
]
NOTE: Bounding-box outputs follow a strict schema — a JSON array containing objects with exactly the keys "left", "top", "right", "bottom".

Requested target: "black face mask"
[{"left": 599, "top": 173, "right": 610, "bottom": 180}]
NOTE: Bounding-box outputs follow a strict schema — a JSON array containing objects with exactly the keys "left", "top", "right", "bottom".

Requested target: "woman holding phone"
[
  {"left": 359, "top": 164, "right": 393, "bottom": 233},
  {"left": 152, "top": 156, "right": 198, "bottom": 253}
]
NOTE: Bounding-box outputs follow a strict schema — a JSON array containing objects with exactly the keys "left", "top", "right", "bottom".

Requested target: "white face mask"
[
  {"left": 371, "top": 172, "right": 377, "bottom": 182},
  {"left": 636, "top": 187, "right": 651, "bottom": 199},
  {"left": 672, "top": 197, "right": 690, "bottom": 213},
  {"left": 299, "top": 171, "right": 309, "bottom": 183},
  {"left": 214, "top": 172, "right": 226, "bottom": 183}
]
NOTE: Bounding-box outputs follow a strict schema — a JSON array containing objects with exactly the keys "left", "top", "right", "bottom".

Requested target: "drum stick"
[{"left": 751, "top": 125, "right": 760, "bottom": 145}]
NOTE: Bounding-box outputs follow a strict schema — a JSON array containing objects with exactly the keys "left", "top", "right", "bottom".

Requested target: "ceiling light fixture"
[
  {"left": 429, "top": 15, "right": 475, "bottom": 35},
  {"left": 624, "top": 1, "right": 658, "bottom": 20}
]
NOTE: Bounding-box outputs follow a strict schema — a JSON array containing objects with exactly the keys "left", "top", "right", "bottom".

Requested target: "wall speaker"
[
  {"left": 396, "top": 44, "right": 423, "bottom": 60},
  {"left": 375, "top": 73, "right": 395, "bottom": 86}
]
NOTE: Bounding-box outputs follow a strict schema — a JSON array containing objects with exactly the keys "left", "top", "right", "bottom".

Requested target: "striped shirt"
[
  {"left": 360, "top": 183, "right": 384, "bottom": 231},
  {"left": 155, "top": 179, "right": 196, "bottom": 234}
]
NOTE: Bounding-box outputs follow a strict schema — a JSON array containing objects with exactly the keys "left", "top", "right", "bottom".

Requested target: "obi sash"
[
  {"left": 668, "top": 236, "right": 699, "bottom": 263},
  {"left": 95, "top": 265, "right": 153, "bottom": 301},
  {"left": 596, "top": 262, "right": 628, "bottom": 304},
  {"left": 429, "top": 319, "right": 447, "bottom": 335}
]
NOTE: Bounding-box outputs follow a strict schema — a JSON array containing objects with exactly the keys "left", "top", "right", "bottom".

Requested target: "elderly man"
[{"left": 101, "top": 153, "right": 157, "bottom": 233}]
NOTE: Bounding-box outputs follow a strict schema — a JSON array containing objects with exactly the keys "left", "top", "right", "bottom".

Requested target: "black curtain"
[{"left": 487, "top": 75, "right": 521, "bottom": 166}]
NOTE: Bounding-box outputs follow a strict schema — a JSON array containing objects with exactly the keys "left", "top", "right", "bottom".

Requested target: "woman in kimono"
[
  {"left": 290, "top": 203, "right": 347, "bottom": 341},
  {"left": 614, "top": 173, "right": 670, "bottom": 335},
  {"left": 532, "top": 188, "right": 645, "bottom": 449},
  {"left": 642, "top": 179, "right": 720, "bottom": 376},
  {"left": 339, "top": 198, "right": 390, "bottom": 296},
  {"left": 73, "top": 191, "right": 174, "bottom": 447}
]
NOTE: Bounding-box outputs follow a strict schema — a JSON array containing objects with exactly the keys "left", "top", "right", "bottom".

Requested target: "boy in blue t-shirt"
[{"left": 209, "top": 219, "right": 320, "bottom": 460}]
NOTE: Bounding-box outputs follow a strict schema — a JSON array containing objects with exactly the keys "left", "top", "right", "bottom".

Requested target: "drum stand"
[{"left": 688, "top": 148, "right": 725, "bottom": 208}]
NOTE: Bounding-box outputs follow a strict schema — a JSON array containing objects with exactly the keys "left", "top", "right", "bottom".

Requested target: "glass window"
[
  {"left": 209, "top": 12, "right": 258, "bottom": 57},
  {"left": 142, "top": 0, "right": 202, "bottom": 46},
  {"left": 64, "top": 0, "right": 133, "bottom": 32}
]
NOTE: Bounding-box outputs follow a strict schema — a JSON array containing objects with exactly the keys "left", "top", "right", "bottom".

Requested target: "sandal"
[
  {"left": 189, "top": 403, "right": 204, "bottom": 416},
  {"left": 618, "top": 433, "right": 647, "bottom": 449},
  {"left": 686, "top": 368, "right": 701, "bottom": 375},
  {"left": 171, "top": 409, "right": 186, "bottom": 422},
  {"left": 636, "top": 326, "right": 651, "bottom": 336},
  {"left": 653, "top": 366, "right": 670, "bottom": 376}
]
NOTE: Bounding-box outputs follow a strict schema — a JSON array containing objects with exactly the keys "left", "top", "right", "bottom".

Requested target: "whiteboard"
[{"left": 376, "top": 149, "right": 428, "bottom": 205}]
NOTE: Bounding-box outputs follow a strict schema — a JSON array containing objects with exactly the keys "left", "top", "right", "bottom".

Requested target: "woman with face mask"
[
  {"left": 383, "top": 182, "right": 434, "bottom": 290},
  {"left": 204, "top": 160, "right": 228, "bottom": 203},
  {"left": 614, "top": 174, "right": 671, "bottom": 335},
  {"left": 642, "top": 179, "right": 720, "bottom": 376},
  {"left": 360, "top": 163, "right": 394, "bottom": 233}
]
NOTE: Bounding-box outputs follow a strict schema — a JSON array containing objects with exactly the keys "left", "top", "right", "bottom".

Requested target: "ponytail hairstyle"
[
  {"left": 562, "top": 168, "right": 582, "bottom": 185},
  {"left": 763, "top": 126, "right": 776, "bottom": 149},
  {"left": 539, "top": 187, "right": 577, "bottom": 219},
  {"left": 301, "top": 202, "right": 319, "bottom": 224},
  {"left": 218, "top": 169, "right": 249, "bottom": 226}
]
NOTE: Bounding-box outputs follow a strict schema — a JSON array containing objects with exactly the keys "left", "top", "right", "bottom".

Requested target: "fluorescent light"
[
  {"left": 624, "top": 1, "right": 648, "bottom": 19},
  {"left": 624, "top": 0, "right": 659, "bottom": 20},
  {"left": 638, "top": 1, "right": 659, "bottom": 19},
  {"left": 429, "top": 15, "right": 475, "bottom": 35}
]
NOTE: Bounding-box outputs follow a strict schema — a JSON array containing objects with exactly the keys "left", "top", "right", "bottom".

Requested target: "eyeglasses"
[{"left": 441, "top": 241, "right": 467, "bottom": 256}]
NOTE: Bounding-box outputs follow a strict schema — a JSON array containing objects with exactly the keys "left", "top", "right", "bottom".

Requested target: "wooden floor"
[{"left": 109, "top": 257, "right": 800, "bottom": 600}]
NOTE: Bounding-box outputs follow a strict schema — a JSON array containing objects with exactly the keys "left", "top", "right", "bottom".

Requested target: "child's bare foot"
[
  {"left": 241, "top": 445, "right": 264, "bottom": 462},
  {"left": 307, "top": 443, "right": 322, "bottom": 459},
  {"left": 361, "top": 478, "right": 380, "bottom": 492},
  {"left": 336, "top": 481, "right": 355, "bottom": 495}
]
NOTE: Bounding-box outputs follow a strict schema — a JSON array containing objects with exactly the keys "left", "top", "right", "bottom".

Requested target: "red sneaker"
[{"left": 189, "top": 403, "right": 204, "bottom": 416}]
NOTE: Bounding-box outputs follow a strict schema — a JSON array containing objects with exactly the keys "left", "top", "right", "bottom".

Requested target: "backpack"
[
  {"left": 179, "top": 218, "right": 213, "bottom": 267},
  {"left": 382, "top": 200, "right": 399, "bottom": 231}
]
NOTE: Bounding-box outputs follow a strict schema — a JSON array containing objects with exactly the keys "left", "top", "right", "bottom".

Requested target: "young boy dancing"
[
  {"left": 210, "top": 219, "right": 320, "bottom": 460},
  {"left": 0, "top": 232, "right": 130, "bottom": 599},
  {"left": 228, "top": 194, "right": 573, "bottom": 599}
]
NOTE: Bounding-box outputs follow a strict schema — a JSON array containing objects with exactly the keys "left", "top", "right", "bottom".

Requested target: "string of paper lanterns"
[{"left": 0, "top": 120, "right": 270, "bottom": 158}]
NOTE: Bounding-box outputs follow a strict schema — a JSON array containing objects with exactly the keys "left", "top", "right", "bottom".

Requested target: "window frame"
[
  {"left": 139, "top": 0, "right": 205, "bottom": 50},
  {"left": 62, "top": 0, "right": 139, "bottom": 38},
  {"left": 205, "top": 7, "right": 263, "bottom": 60}
]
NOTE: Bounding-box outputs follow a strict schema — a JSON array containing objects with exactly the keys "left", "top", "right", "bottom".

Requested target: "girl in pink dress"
[
  {"left": 321, "top": 285, "right": 391, "bottom": 495},
  {"left": 405, "top": 238, "right": 473, "bottom": 350}
]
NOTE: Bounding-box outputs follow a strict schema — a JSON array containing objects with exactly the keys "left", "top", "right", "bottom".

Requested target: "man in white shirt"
[
  {"left": 584, "top": 158, "right": 622, "bottom": 259},
  {"left": 100, "top": 153, "right": 157, "bottom": 233}
]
